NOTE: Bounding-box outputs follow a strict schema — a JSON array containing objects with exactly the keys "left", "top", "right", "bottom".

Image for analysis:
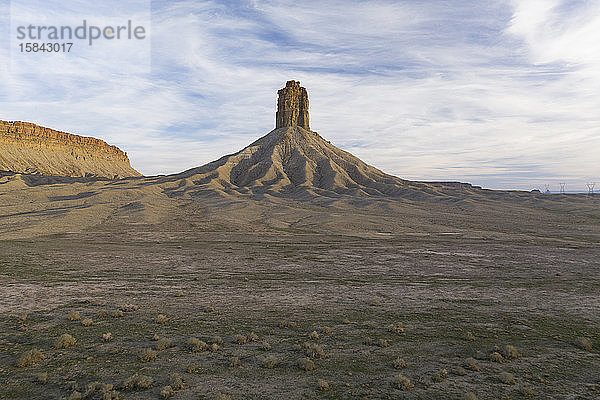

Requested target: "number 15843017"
[{"left": 19, "top": 43, "right": 73, "bottom": 52}]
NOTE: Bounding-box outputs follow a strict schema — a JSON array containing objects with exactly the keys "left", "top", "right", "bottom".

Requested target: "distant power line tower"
[
  {"left": 559, "top": 183, "right": 566, "bottom": 194},
  {"left": 587, "top": 183, "right": 596, "bottom": 195}
]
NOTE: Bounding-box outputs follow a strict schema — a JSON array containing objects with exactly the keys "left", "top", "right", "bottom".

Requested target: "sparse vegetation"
[
  {"left": 156, "top": 338, "right": 173, "bottom": 351},
  {"left": 230, "top": 356, "right": 242, "bottom": 368},
  {"left": 170, "top": 373, "right": 184, "bottom": 390},
  {"left": 433, "top": 368, "right": 448, "bottom": 382},
  {"left": 55, "top": 333, "right": 77, "bottom": 349},
  {"left": 112, "top": 310, "right": 124, "bottom": 318},
  {"left": 575, "top": 337, "right": 593, "bottom": 351},
  {"left": 304, "top": 342, "right": 326, "bottom": 359},
  {"left": 189, "top": 338, "right": 207, "bottom": 352},
  {"left": 155, "top": 314, "right": 169, "bottom": 324},
  {"left": 317, "top": 379, "right": 330, "bottom": 391},
  {"left": 298, "top": 357, "right": 316, "bottom": 371},
  {"left": 37, "top": 372, "right": 48, "bottom": 383},
  {"left": 160, "top": 385, "right": 175, "bottom": 398},
  {"left": 16, "top": 348, "right": 45, "bottom": 367},
  {"left": 233, "top": 334, "right": 248, "bottom": 344},
  {"left": 140, "top": 348, "right": 157, "bottom": 362},
  {"left": 393, "top": 374, "right": 414, "bottom": 390},
  {"left": 261, "top": 340, "right": 272, "bottom": 351},
  {"left": 490, "top": 352, "right": 504, "bottom": 363},
  {"left": 309, "top": 330, "right": 319, "bottom": 340},
  {"left": 102, "top": 332, "right": 113, "bottom": 342},
  {"left": 499, "top": 371, "right": 516, "bottom": 385},
  {"left": 393, "top": 357, "right": 407, "bottom": 369},
  {"left": 68, "top": 312, "right": 81, "bottom": 321},
  {"left": 263, "top": 355, "right": 278, "bottom": 369},
  {"left": 80, "top": 318, "right": 94, "bottom": 327},
  {"left": 388, "top": 322, "right": 405, "bottom": 335},
  {"left": 464, "top": 357, "right": 480, "bottom": 371},
  {"left": 502, "top": 345, "right": 521, "bottom": 359},
  {"left": 122, "top": 373, "right": 153, "bottom": 390}
]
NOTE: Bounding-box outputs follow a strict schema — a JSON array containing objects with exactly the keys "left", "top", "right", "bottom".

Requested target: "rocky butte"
[
  {"left": 276, "top": 80, "right": 310, "bottom": 130},
  {"left": 0, "top": 121, "right": 140, "bottom": 178}
]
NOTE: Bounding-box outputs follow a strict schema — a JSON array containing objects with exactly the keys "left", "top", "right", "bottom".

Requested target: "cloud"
[{"left": 0, "top": 0, "right": 598, "bottom": 190}]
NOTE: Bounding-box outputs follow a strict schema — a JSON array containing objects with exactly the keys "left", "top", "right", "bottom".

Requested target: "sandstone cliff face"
[
  {"left": 0, "top": 121, "right": 140, "bottom": 178},
  {"left": 276, "top": 80, "right": 310, "bottom": 130}
]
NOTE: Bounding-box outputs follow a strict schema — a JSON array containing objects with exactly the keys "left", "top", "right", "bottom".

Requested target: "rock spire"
[{"left": 276, "top": 80, "right": 310, "bottom": 130}]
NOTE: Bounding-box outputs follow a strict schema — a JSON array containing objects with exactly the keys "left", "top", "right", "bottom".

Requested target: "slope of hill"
[{"left": 0, "top": 120, "right": 140, "bottom": 178}]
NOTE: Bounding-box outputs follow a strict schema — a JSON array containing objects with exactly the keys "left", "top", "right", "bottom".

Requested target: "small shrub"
[
  {"left": 69, "top": 391, "right": 82, "bottom": 400},
  {"left": 393, "top": 357, "right": 407, "bottom": 369},
  {"left": 37, "top": 372, "right": 48, "bottom": 383},
  {"left": 156, "top": 314, "right": 169, "bottom": 324},
  {"left": 212, "top": 336, "right": 224, "bottom": 345},
  {"left": 455, "top": 367, "right": 469, "bottom": 376},
  {"left": 464, "top": 331, "right": 476, "bottom": 341},
  {"left": 140, "top": 348, "right": 157, "bottom": 362},
  {"left": 120, "top": 304, "right": 139, "bottom": 312},
  {"left": 102, "top": 332, "right": 113, "bottom": 342},
  {"left": 98, "top": 310, "right": 108, "bottom": 319},
  {"left": 433, "top": 368, "right": 448, "bottom": 382},
  {"left": 188, "top": 338, "right": 207, "bottom": 352},
  {"left": 112, "top": 310, "right": 124, "bottom": 318},
  {"left": 204, "top": 306, "right": 214, "bottom": 313},
  {"left": 304, "top": 343, "right": 326, "bottom": 359},
  {"left": 55, "top": 333, "right": 77, "bottom": 349},
  {"left": 216, "top": 394, "right": 232, "bottom": 400},
  {"left": 83, "top": 382, "right": 119, "bottom": 400},
  {"left": 263, "top": 355, "right": 278, "bottom": 369},
  {"left": 261, "top": 340, "right": 272, "bottom": 351},
  {"left": 16, "top": 349, "right": 45, "bottom": 367},
  {"left": 309, "top": 331, "right": 319, "bottom": 340},
  {"left": 464, "top": 357, "right": 480, "bottom": 371},
  {"left": 317, "top": 379, "right": 329, "bottom": 391},
  {"left": 81, "top": 318, "right": 94, "bottom": 327},
  {"left": 464, "top": 393, "right": 479, "bottom": 400},
  {"left": 187, "top": 364, "right": 198, "bottom": 373},
  {"left": 502, "top": 345, "right": 522, "bottom": 359},
  {"left": 69, "top": 312, "right": 81, "bottom": 321},
  {"left": 342, "top": 318, "right": 351, "bottom": 324},
  {"left": 122, "top": 373, "right": 153, "bottom": 390},
  {"left": 170, "top": 373, "right": 184, "bottom": 391},
  {"left": 298, "top": 357, "right": 316, "bottom": 371},
  {"left": 388, "top": 322, "right": 405, "bottom": 335},
  {"left": 230, "top": 357, "right": 242, "bottom": 368},
  {"left": 156, "top": 338, "right": 173, "bottom": 351},
  {"left": 499, "top": 371, "right": 516, "bottom": 385},
  {"left": 323, "top": 326, "right": 333, "bottom": 334},
  {"left": 175, "top": 290, "right": 184, "bottom": 297},
  {"left": 519, "top": 384, "right": 537, "bottom": 397},
  {"left": 575, "top": 337, "right": 593, "bottom": 351},
  {"left": 233, "top": 334, "right": 248, "bottom": 345},
  {"left": 247, "top": 332, "right": 259, "bottom": 342},
  {"left": 211, "top": 343, "right": 221, "bottom": 352},
  {"left": 393, "top": 374, "right": 414, "bottom": 390},
  {"left": 490, "top": 352, "right": 504, "bottom": 363},
  {"left": 161, "top": 385, "right": 174, "bottom": 398},
  {"left": 378, "top": 339, "right": 390, "bottom": 348}
]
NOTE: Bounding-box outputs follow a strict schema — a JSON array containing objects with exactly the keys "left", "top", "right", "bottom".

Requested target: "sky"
[{"left": 1, "top": 0, "right": 599, "bottom": 191}]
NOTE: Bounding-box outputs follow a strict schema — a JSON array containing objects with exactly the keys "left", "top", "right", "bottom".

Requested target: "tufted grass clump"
[
  {"left": 433, "top": 368, "right": 448, "bottom": 382},
  {"left": 83, "top": 382, "right": 119, "bottom": 400},
  {"left": 393, "top": 357, "right": 407, "bottom": 369},
  {"left": 155, "top": 314, "right": 169, "bottom": 324},
  {"left": 464, "top": 357, "right": 480, "bottom": 371},
  {"left": 102, "top": 332, "right": 113, "bottom": 342},
  {"left": 37, "top": 372, "right": 48, "bottom": 383},
  {"left": 230, "top": 357, "right": 242, "bottom": 368},
  {"left": 140, "top": 348, "right": 157, "bottom": 363},
  {"left": 122, "top": 373, "right": 153, "bottom": 390},
  {"left": 309, "top": 331, "right": 319, "bottom": 340},
  {"left": 81, "top": 318, "right": 94, "bottom": 327},
  {"left": 55, "top": 333, "right": 77, "bottom": 349},
  {"left": 161, "top": 385, "right": 175, "bottom": 398},
  {"left": 16, "top": 348, "right": 45, "bottom": 367},
  {"left": 170, "top": 373, "right": 184, "bottom": 391},
  {"left": 298, "top": 357, "right": 316, "bottom": 371},
  {"left": 502, "top": 345, "right": 521, "bottom": 359},
  {"left": 388, "top": 322, "right": 405, "bottom": 335},
  {"left": 189, "top": 338, "right": 208, "bottom": 352},
  {"left": 69, "top": 312, "right": 81, "bottom": 321},
  {"left": 317, "top": 379, "right": 329, "bottom": 391},
  {"left": 212, "top": 336, "right": 224, "bottom": 345},
  {"left": 263, "top": 355, "right": 278, "bottom": 369},
  {"left": 233, "top": 334, "right": 248, "bottom": 345},
  {"left": 112, "top": 310, "right": 124, "bottom": 318},
  {"left": 490, "top": 352, "right": 504, "bottom": 363},
  {"left": 261, "top": 340, "right": 272, "bottom": 351},
  {"left": 98, "top": 310, "right": 108, "bottom": 319},
  {"left": 499, "top": 371, "right": 516, "bottom": 385},
  {"left": 156, "top": 338, "right": 173, "bottom": 351},
  {"left": 304, "top": 342, "right": 326, "bottom": 359},
  {"left": 464, "top": 393, "right": 479, "bottom": 400},
  {"left": 575, "top": 337, "right": 593, "bottom": 351},
  {"left": 393, "top": 374, "right": 414, "bottom": 390}
]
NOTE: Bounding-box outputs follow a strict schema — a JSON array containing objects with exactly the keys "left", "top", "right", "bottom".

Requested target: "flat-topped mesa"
[
  {"left": 0, "top": 120, "right": 141, "bottom": 178},
  {"left": 276, "top": 80, "right": 310, "bottom": 130}
]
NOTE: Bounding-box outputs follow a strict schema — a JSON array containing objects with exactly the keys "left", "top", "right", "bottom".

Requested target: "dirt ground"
[{"left": 1, "top": 226, "right": 598, "bottom": 399}]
